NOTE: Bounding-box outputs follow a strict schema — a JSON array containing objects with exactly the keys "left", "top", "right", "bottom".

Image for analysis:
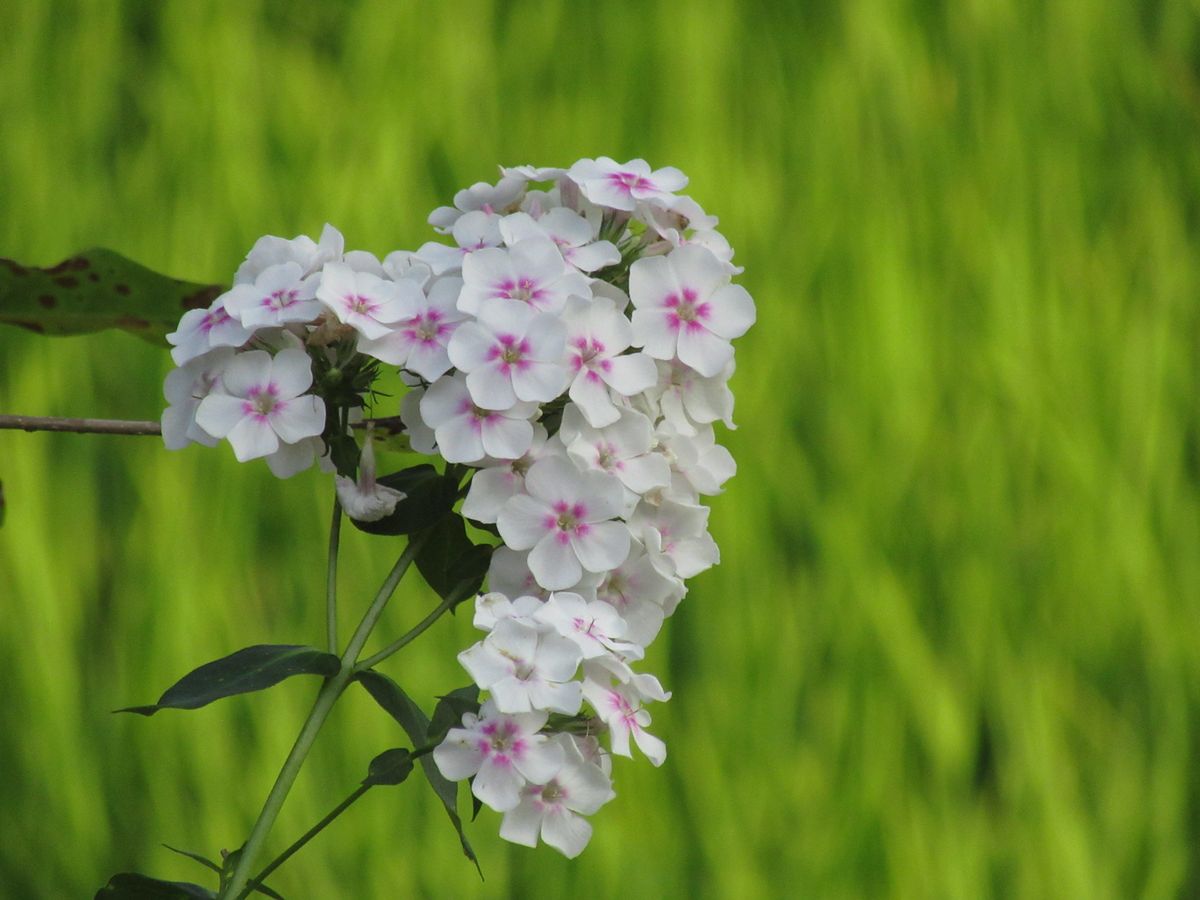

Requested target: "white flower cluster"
[{"left": 160, "top": 158, "right": 754, "bottom": 858}]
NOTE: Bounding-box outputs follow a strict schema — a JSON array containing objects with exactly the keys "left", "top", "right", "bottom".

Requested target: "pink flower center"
[
  {"left": 243, "top": 383, "right": 282, "bottom": 420},
  {"left": 265, "top": 288, "right": 300, "bottom": 310},
  {"left": 344, "top": 293, "right": 377, "bottom": 316},
  {"left": 665, "top": 287, "right": 710, "bottom": 330}
]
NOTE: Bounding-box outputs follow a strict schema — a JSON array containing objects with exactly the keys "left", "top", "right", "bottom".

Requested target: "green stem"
[
  {"left": 220, "top": 536, "right": 425, "bottom": 900},
  {"left": 356, "top": 596, "right": 454, "bottom": 672},
  {"left": 245, "top": 783, "right": 371, "bottom": 896},
  {"left": 326, "top": 497, "right": 342, "bottom": 654}
]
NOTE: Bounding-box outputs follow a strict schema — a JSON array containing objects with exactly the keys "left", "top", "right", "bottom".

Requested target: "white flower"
[
  {"left": 472, "top": 591, "right": 546, "bottom": 632},
  {"left": 334, "top": 435, "right": 406, "bottom": 522},
  {"left": 428, "top": 175, "right": 526, "bottom": 234},
  {"left": 566, "top": 157, "right": 688, "bottom": 212},
  {"left": 461, "top": 426, "right": 552, "bottom": 524},
  {"left": 234, "top": 223, "right": 344, "bottom": 284},
  {"left": 161, "top": 347, "right": 234, "bottom": 449},
  {"left": 534, "top": 592, "right": 642, "bottom": 661},
  {"left": 194, "top": 348, "right": 326, "bottom": 463},
  {"left": 499, "top": 209, "right": 620, "bottom": 273},
  {"left": 562, "top": 297, "right": 658, "bottom": 427},
  {"left": 651, "top": 358, "right": 736, "bottom": 436},
  {"left": 418, "top": 373, "right": 537, "bottom": 463},
  {"left": 629, "top": 245, "right": 755, "bottom": 377},
  {"left": 166, "top": 299, "right": 254, "bottom": 366},
  {"left": 496, "top": 457, "right": 631, "bottom": 591},
  {"left": 561, "top": 405, "right": 670, "bottom": 508},
  {"left": 459, "top": 618, "right": 583, "bottom": 714},
  {"left": 582, "top": 664, "right": 670, "bottom": 766},
  {"left": 447, "top": 298, "right": 569, "bottom": 410},
  {"left": 356, "top": 276, "right": 467, "bottom": 381},
  {"left": 315, "top": 262, "right": 420, "bottom": 340},
  {"left": 458, "top": 239, "right": 590, "bottom": 316},
  {"left": 499, "top": 734, "right": 615, "bottom": 858},
  {"left": 594, "top": 544, "right": 685, "bottom": 646},
  {"left": 222, "top": 262, "right": 323, "bottom": 329},
  {"left": 628, "top": 499, "right": 719, "bottom": 580},
  {"left": 415, "top": 210, "right": 503, "bottom": 275},
  {"left": 433, "top": 700, "right": 564, "bottom": 812},
  {"left": 486, "top": 547, "right": 602, "bottom": 603}
]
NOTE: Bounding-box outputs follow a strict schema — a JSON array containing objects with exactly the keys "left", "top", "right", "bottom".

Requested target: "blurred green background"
[{"left": 2, "top": 1, "right": 1199, "bottom": 897}]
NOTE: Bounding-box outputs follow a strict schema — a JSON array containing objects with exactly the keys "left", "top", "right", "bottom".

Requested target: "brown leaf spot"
[
  {"left": 70, "top": 257, "right": 90, "bottom": 270},
  {"left": 116, "top": 315, "right": 151, "bottom": 330},
  {"left": 182, "top": 285, "right": 222, "bottom": 310},
  {"left": 53, "top": 276, "right": 79, "bottom": 288},
  {"left": 1, "top": 259, "right": 29, "bottom": 276},
  {"left": 37, "top": 294, "right": 56, "bottom": 308},
  {"left": 114, "top": 283, "right": 131, "bottom": 296},
  {"left": 87, "top": 272, "right": 100, "bottom": 282}
]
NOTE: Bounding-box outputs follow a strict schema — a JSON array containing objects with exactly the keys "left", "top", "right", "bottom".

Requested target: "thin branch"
[
  {"left": 0, "top": 414, "right": 407, "bottom": 437},
  {"left": 0, "top": 415, "right": 162, "bottom": 436}
]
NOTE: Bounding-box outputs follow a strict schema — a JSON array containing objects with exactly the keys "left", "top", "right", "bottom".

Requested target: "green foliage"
[
  {"left": 362, "top": 748, "right": 414, "bottom": 788},
  {"left": 355, "top": 671, "right": 481, "bottom": 871},
  {"left": 94, "top": 873, "right": 216, "bottom": 899},
  {"left": 350, "top": 465, "right": 459, "bottom": 536},
  {"left": 2, "top": 2, "right": 1199, "bottom": 899},
  {"left": 0, "top": 249, "right": 220, "bottom": 345},
  {"left": 118, "top": 646, "right": 340, "bottom": 716}
]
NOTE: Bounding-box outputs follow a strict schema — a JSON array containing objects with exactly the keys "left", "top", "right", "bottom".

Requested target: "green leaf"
[
  {"left": 161, "top": 846, "right": 220, "bottom": 876},
  {"left": 354, "top": 671, "right": 482, "bottom": 876},
  {"left": 363, "top": 747, "right": 414, "bottom": 787},
  {"left": 118, "top": 645, "right": 340, "bottom": 716},
  {"left": 0, "top": 479, "right": 5, "bottom": 528},
  {"left": 414, "top": 514, "right": 493, "bottom": 610},
  {"left": 427, "top": 685, "right": 482, "bottom": 747},
  {"left": 157, "top": 849, "right": 285, "bottom": 900},
  {"left": 350, "top": 464, "right": 458, "bottom": 535},
  {"left": 1, "top": 249, "right": 222, "bottom": 345},
  {"left": 94, "top": 873, "right": 216, "bottom": 899}
]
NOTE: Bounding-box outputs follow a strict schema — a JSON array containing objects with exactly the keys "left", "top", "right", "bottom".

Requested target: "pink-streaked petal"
[
  {"left": 227, "top": 416, "right": 280, "bottom": 461},
  {"left": 474, "top": 760, "right": 525, "bottom": 812},
  {"left": 270, "top": 395, "right": 325, "bottom": 443},
  {"left": 541, "top": 809, "right": 593, "bottom": 858},
  {"left": 497, "top": 495, "right": 551, "bottom": 550},
  {"left": 511, "top": 737, "right": 565, "bottom": 785},
  {"left": 524, "top": 456, "right": 585, "bottom": 505},
  {"left": 633, "top": 728, "right": 667, "bottom": 766},
  {"left": 462, "top": 467, "right": 521, "bottom": 524},
  {"left": 219, "top": 350, "right": 273, "bottom": 398},
  {"left": 459, "top": 642, "right": 513, "bottom": 689},
  {"left": 435, "top": 415, "right": 486, "bottom": 464},
  {"left": 419, "top": 376, "right": 469, "bottom": 427},
  {"left": 630, "top": 308, "right": 678, "bottom": 360},
  {"left": 447, "top": 321, "right": 498, "bottom": 371},
  {"left": 529, "top": 535, "right": 583, "bottom": 591},
  {"left": 572, "top": 522, "right": 631, "bottom": 573},
  {"left": 676, "top": 326, "right": 733, "bottom": 378},
  {"left": 628, "top": 255, "right": 679, "bottom": 310},
  {"left": 569, "top": 374, "right": 620, "bottom": 428},
  {"left": 511, "top": 361, "right": 568, "bottom": 404},
  {"left": 529, "top": 679, "right": 583, "bottom": 715},
  {"left": 601, "top": 352, "right": 658, "bottom": 396},
  {"left": 619, "top": 455, "right": 672, "bottom": 494},
  {"left": 481, "top": 414, "right": 534, "bottom": 460},
  {"left": 194, "top": 394, "right": 246, "bottom": 439},
  {"left": 499, "top": 802, "right": 542, "bottom": 848},
  {"left": 270, "top": 348, "right": 316, "bottom": 399},
  {"left": 433, "top": 733, "right": 483, "bottom": 781},
  {"left": 648, "top": 165, "right": 688, "bottom": 193},
  {"left": 265, "top": 438, "right": 317, "bottom": 478},
  {"left": 403, "top": 340, "right": 454, "bottom": 382},
  {"left": 672, "top": 244, "right": 729, "bottom": 299}
]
